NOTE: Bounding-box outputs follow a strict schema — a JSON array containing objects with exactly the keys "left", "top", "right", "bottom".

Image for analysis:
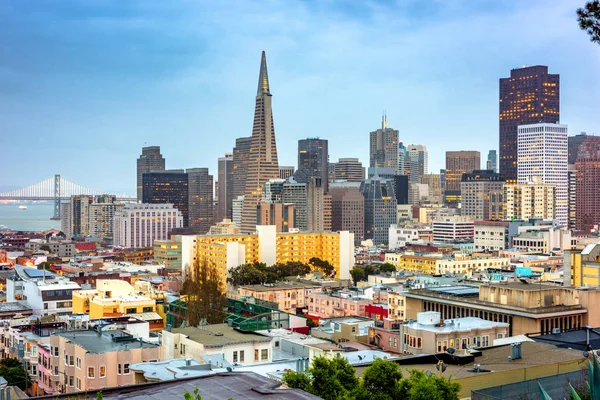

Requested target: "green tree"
[
  {"left": 363, "top": 264, "right": 380, "bottom": 277},
  {"left": 181, "top": 261, "right": 227, "bottom": 325},
  {"left": 227, "top": 262, "right": 274, "bottom": 286},
  {"left": 0, "top": 357, "right": 31, "bottom": 391},
  {"left": 398, "top": 370, "right": 460, "bottom": 400},
  {"left": 577, "top": 1, "right": 600, "bottom": 44},
  {"left": 359, "top": 358, "right": 404, "bottom": 400},
  {"left": 309, "top": 257, "right": 335, "bottom": 276},
  {"left": 379, "top": 263, "right": 397, "bottom": 274},
  {"left": 40, "top": 244, "right": 51, "bottom": 252},
  {"left": 350, "top": 266, "right": 366, "bottom": 286},
  {"left": 283, "top": 356, "right": 358, "bottom": 400}
]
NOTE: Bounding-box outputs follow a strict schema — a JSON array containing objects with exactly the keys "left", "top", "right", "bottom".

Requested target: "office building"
[
  {"left": 232, "top": 136, "right": 252, "bottom": 200},
  {"left": 279, "top": 165, "right": 295, "bottom": 180},
  {"left": 283, "top": 177, "right": 326, "bottom": 231},
  {"left": 142, "top": 170, "right": 189, "bottom": 226},
  {"left": 329, "top": 158, "right": 365, "bottom": 182},
  {"left": 445, "top": 151, "right": 480, "bottom": 205},
  {"left": 432, "top": 218, "right": 475, "bottom": 243},
  {"left": 329, "top": 182, "right": 364, "bottom": 245},
  {"left": 88, "top": 196, "right": 125, "bottom": 241},
  {"left": 517, "top": 123, "right": 568, "bottom": 226},
  {"left": 241, "top": 52, "right": 280, "bottom": 233},
  {"left": 153, "top": 240, "right": 182, "bottom": 269},
  {"left": 460, "top": 170, "right": 505, "bottom": 221},
  {"left": 394, "top": 175, "right": 409, "bottom": 205},
  {"left": 474, "top": 221, "right": 509, "bottom": 251},
  {"left": 137, "top": 146, "right": 166, "bottom": 202},
  {"left": 421, "top": 174, "right": 442, "bottom": 203},
  {"left": 370, "top": 114, "right": 399, "bottom": 173},
  {"left": 408, "top": 183, "right": 429, "bottom": 206},
  {"left": 499, "top": 66, "right": 560, "bottom": 183},
  {"left": 575, "top": 136, "right": 600, "bottom": 231},
  {"left": 440, "top": 169, "right": 446, "bottom": 194},
  {"left": 503, "top": 177, "right": 555, "bottom": 221},
  {"left": 186, "top": 167, "right": 214, "bottom": 233},
  {"left": 208, "top": 218, "right": 240, "bottom": 235},
  {"left": 398, "top": 142, "right": 419, "bottom": 183},
  {"left": 257, "top": 203, "right": 295, "bottom": 232},
  {"left": 568, "top": 164, "right": 577, "bottom": 230},
  {"left": 298, "top": 138, "right": 329, "bottom": 193},
  {"left": 360, "top": 174, "right": 397, "bottom": 245},
  {"left": 217, "top": 153, "right": 233, "bottom": 221},
  {"left": 406, "top": 145, "right": 428, "bottom": 180},
  {"left": 231, "top": 195, "right": 244, "bottom": 227},
  {"left": 486, "top": 150, "right": 497, "bottom": 172},
  {"left": 113, "top": 203, "right": 183, "bottom": 248},
  {"left": 568, "top": 132, "right": 597, "bottom": 165}
]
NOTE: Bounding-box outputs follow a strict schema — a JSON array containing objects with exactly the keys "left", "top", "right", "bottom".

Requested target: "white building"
[
  {"left": 406, "top": 144, "right": 428, "bottom": 178},
  {"left": 511, "top": 226, "right": 575, "bottom": 253},
  {"left": 517, "top": 123, "right": 568, "bottom": 226},
  {"left": 474, "top": 221, "right": 509, "bottom": 251},
  {"left": 113, "top": 203, "right": 183, "bottom": 248},
  {"left": 432, "top": 218, "right": 474, "bottom": 243},
  {"left": 388, "top": 225, "right": 420, "bottom": 250},
  {"left": 232, "top": 195, "right": 244, "bottom": 227},
  {"left": 6, "top": 266, "right": 81, "bottom": 316}
]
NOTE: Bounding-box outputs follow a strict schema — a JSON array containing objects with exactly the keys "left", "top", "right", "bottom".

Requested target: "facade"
[
  {"left": 384, "top": 254, "right": 509, "bottom": 276},
  {"left": 279, "top": 165, "right": 295, "bottom": 180},
  {"left": 217, "top": 153, "right": 233, "bottom": 221},
  {"left": 360, "top": 174, "right": 397, "bottom": 245},
  {"left": 306, "top": 291, "right": 372, "bottom": 320},
  {"left": 329, "top": 183, "right": 364, "bottom": 245},
  {"left": 311, "top": 316, "right": 375, "bottom": 342},
  {"left": 208, "top": 218, "right": 240, "bottom": 235},
  {"left": 153, "top": 240, "right": 182, "bottom": 269},
  {"left": 511, "top": 226, "right": 574, "bottom": 253},
  {"left": 499, "top": 66, "right": 560, "bottom": 183},
  {"left": 231, "top": 136, "right": 252, "bottom": 201},
  {"left": 329, "top": 158, "right": 365, "bottom": 182},
  {"left": 445, "top": 151, "right": 480, "bottom": 205},
  {"left": 474, "top": 221, "right": 509, "bottom": 251},
  {"left": 237, "top": 282, "right": 322, "bottom": 314},
  {"left": 142, "top": 170, "right": 189, "bottom": 227},
  {"left": 113, "top": 203, "right": 183, "bottom": 249},
  {"left": 565, "top": 243, "right": 600, "bottom": 287},
  {"left": 394, "top": 175, "right": 409, "bottom": 205},
  {"left": 421, "top": 174, "right": 442, "bottom": 203},
  {"left": 517, "top": 123, "right": 568, "bottom": 226},
  {"left": 568, "top": 164, "right": 577, "bottom": 230},
  {"left": 257, "top": 202, "right": 295, "bottom": 232},
  {"left": 432, "top": 218, "right": 474, "bottom": 243},
  {"left": 503, "top": 177, "right": 555, "bottom": 221},
  {"left": 406, "top": 145, "right": 428, "bottom": 181},
  {"left": 388, "top": 225, "right": 420, "bottom": 250},
  {"left": 568, "top": 132, "right": 596, "bottom": 164},
  {"left": 88, "top": 197, "right": 125, "bottom": 241},
  {"left": 298, "top": 138, "right": 329, "bottom": 193},
  {"left": 575, "top": 136, "right": 600, "bottom": 231},
  {"left": 186, "top": 167, "right": 214, "bottom": 233},
  {"left": 460, "top": 170, "right": 505, "bottom": 221},
  {"left": 137, "top": 146, "right": 166, "bottom": 202},
  {"left": 486, "top": 150, "right": 497, "bottom": 172},
  {"left": 370, "top": 114, "right": 399, "bottom": 173},
  {"left": 283, "top": 178, "right": 325, "bottom": 232},
  {"left": 231, "top": 195, "right": 244, "bottom": 227},
  {"left": 241, "top": 52, "right": 280, "bottom": 233}
]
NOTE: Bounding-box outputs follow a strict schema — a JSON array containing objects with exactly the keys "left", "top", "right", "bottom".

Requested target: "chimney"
[{"left": 185, "top": 358, "right": 191, "bottom": 367}]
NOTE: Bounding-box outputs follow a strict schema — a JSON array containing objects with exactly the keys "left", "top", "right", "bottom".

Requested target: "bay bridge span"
[{"left": 0, "top": 175, "right": 136, "bottom": 219}]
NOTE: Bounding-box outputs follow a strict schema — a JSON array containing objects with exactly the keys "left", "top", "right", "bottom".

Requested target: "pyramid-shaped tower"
[{"left": 240, "top": 51, "right": 280, "bottom": 233}]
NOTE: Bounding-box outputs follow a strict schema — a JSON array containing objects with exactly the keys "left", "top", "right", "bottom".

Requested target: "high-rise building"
[
  {"left": 241, "top": 51, "right": 280, "bottom": 233},
  {"left": 398, "top": 142, "right": 419, "bottom": 183},
  {"left": 460, "top": 170, "right": 505, "bottom": 221},
  {"left": 421, "top": 174, "right": 442, "bottom": 203},
  {"left": 88, "top": 196, "right": 125, "bottom": 241},
  {"left": 517, "top": 123, "right": 568, "bottom": 226},
  {"left": 503, "top": 177, "right": 555, "bottom": 221},
  {"left": 329, "top": 182, "right": 364, "bottom": 245},
  {"left": 232, "top": 195, "right": 244, "bottom": 228},
  {"left": 232, "top": 136, "right": 252, "bottom": 200},
  {"left": 298, "top": 138, "right": 329, "bottom": 193},
  {"left": 187, "top": 168, "right": 214, "bottom": 233},
  {"left": 445, "top": 151, "right": 480, "bottom": 205},
  {"left": 142, "top": 170, "right": 189, "bottom": 226},
  {"left": 69, "top": 195, "right": 93, "bottom": 237},
  {"left": 569, "top": 132, "right": 597, "bottom": 165},
  {"left": 137, "top": 146, "right": 166, "bottom": 202},
  {"left": 406, "top": 145, "right": 428, "bottom": 181},
  {"left": 257, "top": 203, "right": 295, "bottom": 232},
  {"left": 283, "top": 177, "right": 326, "bottom": 231},
  {"left": 329, "top": 158, "right": 365, "bottom": 182},
  {"left": 568, "top": 164, "right": 577, "bottom": 230},
  {"left": 279, "top": 166, "right": 295, "bottom": 180},
  {"left": 360, "top": 174, "right": 397, "bottom": 245},
  {"left": 113, "top": 204, "right": 183, "bottom": 248},
  {"left": 575, "top": 136, "right": 600, "bottom": 231},
  {"left": 217, "top": 153, "right": 233, "bottom": 221},
  {"left": 499, "top": 66, "right": 560, "bottom": 183},
  {"left": 486, "top": 150, "right": 497, "bottom": 172},
  {"left": 370, "top": 114, "right": 399, "bottom": 173},
  {"left": 394, "top": 175, "right": 409, "bottom": 205}
]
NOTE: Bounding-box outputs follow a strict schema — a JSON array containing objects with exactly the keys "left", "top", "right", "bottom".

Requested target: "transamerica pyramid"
[{"left": 240, "top": 51, "right": 280, "bottom": 233}]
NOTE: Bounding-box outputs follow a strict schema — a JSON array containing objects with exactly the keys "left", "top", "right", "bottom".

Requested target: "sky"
[{"left": 0, "top": 0, "right": 599, "bottom": 195}]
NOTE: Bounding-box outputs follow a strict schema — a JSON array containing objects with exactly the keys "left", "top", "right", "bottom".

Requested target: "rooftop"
[
  {"left": 0, "top": 302, "right": 33, "bottom": 313},
  {"left": 57, "top": 329, "right": 159, "bottom": 353},
  {"left": 404, "top": 317, "right": 509, "bottom": 333},
  {"left": 172, "top": 324, "right": 271, "bottom": 347},
  {"left": 255, "top": 328, "right": 329, "bottom": 346},
  {"left": 240, "top": 281, "right": 320, "bottom": 291}
]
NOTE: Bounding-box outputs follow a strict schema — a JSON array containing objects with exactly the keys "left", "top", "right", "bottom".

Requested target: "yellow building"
[
  {"left": 565, "top": 243, "right": 600, "bottom": 287},
  {"left": 181, "top": 226, "right": 354, "bottom": 286},
  {"left": 153, "top": 240, "right": 182, "bottom": 269},
  {"left": 72, "top": 279, "right": 164, "bottom": 319},
  {"left": 384, "top": 253, "right": 510, "bottom": 277}
]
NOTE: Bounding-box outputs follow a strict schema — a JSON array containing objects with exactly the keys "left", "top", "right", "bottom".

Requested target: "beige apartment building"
[
  {"left": 306, "top": 290, "right": 372, "bottom": 320},
  {"left": 503, "top": 177, "right": 555, "bottom": 221},
  {"left": 236, "top": 282, "right": 322, "bottom": 313},
  {"left": 48, "top": 330, "right": 161, "bottom": 394}
]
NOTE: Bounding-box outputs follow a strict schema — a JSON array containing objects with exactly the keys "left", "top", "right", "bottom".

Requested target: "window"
[
  {"left": 388, "top": 336, "right": 392, "bottom": 346},
  {"left": 100, "top": 366, "right": 106, "bottom": 377},
  {"left": 118, "top": 364, "right": 122, "bottom": 375},
  {"left": 88, "top": 367, "right": 95, "bottom": 378},
  {"left": 394, "top": 337, "right": 397, "bottom": 348},
  {"left": 497, "top": 333, "right": 504, "bottom": 339},
  {"left": 53, "top": 347, "right": 59, "bottom": 357},
  {"left": 437, "top": 341, "right": 442, "bottom": 352},
  {"left": 180, "top": 343, "right": 186, "bottom": 355},
  {"left": 233, "top": 351, "right": 238, "bottom": 363},
  {"left": 417, "top": 338, "right": 422, "bottom": 349},
  {"left": 124, "top": 364, "right": 130, "bottom": 374},
  {"left": 65, "top": 354, "right": 68, "bottom": 364},
  {"left": 143, "top": 307, "right": 153, "bottom": 312},
  {"left": 69, "top": 376, "right": 74, "bottom": 387},
  {"left": 126, "top": 308, "right": 137, "bottom": 314},
  {"left": 76, "top": 358, "right": 81, "bottom": 369},
  {"left": 482, "top": 336, "right": 489, "bottom": 347},
  {"left": 261, "top": 349, "right": 268, "bottom": 361},
  {"left": 69, "top": 356, "right": 74, "bottom": 366},
  {"left": 255, "top": 349, "right": 259, "bottom": 361},
  {"left": 240, "top": 351, "right": 245, "bottom": 363},
  {"left": 351, "top": 327, "right": 356, "bottom": 333}
]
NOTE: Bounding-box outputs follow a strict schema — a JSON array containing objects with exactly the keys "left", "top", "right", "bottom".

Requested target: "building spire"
[
  {"left": 257, "top": 50, "right": 270, "bottom": 96},
  {"left": 382, "top": 110, "right": 388, "bottom": 129}
]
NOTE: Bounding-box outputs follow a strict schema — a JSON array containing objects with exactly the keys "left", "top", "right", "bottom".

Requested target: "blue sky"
[{"left": 0, "top": 0, "right": 598, "bottom": 195}]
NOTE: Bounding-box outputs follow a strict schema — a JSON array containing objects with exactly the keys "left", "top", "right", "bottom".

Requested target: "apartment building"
[
  {"left": 305, "top": 290, "right": 372, "bottom": 320},
  {"left": 474, "top": 221, "right": 509, "bottom": 251},
  {"left": 310, "top": 316, "right": 375, "bottom": 343},
  {"left": 384, "top": 253, "right": 509, "bottom": 277},
  {"left": 153, "top": 240, "right": 182, "bottom": 270},
  {"left": 236, "top": 282, "right": 323, "bottom": 314},
  {"left": 503, "top": 177, "right": 555, "bottom": 221},
  {"left": 565, "top": 243, "right": 600, "bottom": 287},
  {"left": 113, "top": 203, "right": 183, "bottom": 249}
]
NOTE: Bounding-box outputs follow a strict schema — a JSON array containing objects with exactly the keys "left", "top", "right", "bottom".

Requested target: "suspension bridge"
[{"left": 0, "top": 175, "right": 136, "bottom": 219}]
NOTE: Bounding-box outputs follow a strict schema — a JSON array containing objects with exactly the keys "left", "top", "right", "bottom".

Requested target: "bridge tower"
[{"left": 52, "top": 174, "right": 61, "bottom": 220}]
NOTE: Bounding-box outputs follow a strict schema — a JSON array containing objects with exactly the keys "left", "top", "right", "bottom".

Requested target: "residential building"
[
  {"left": 460, "top": 170, "right": 505, "bottom": 221},
  {"left": 388, "top": 225, "right": 420, "bottom": 250},
  {"left": 257, "top": 203, "right": 295, "bottom": 232},
  {"left": 305, "top": 290, "right": 372, "bottom": 320},
  {"left": 162, "top": 324, "right": 272, "bottom": 365},
  {"left": 445, "top": 151, "right": 480, "bottom": 205},
  {"left": 88, "top": 197, "right": 125, "bottom": 241},
  {"left": 486, "top": 150, "right": 497, "bottom": 172},
  {"left": 137, "top": 146, "right": 166, "bottom": 202},
  {"left": 153, "top": 240, "right": 182, "bottom": 270},
  {"left": 384, "top": 254, "right": 509, "bottom": 276},
  {"left": 237, "top": 282, "right": 322, "bottom": 314},
  {"left": 575, "top": 136, "right": 600, "bottom": 231},
  {"left": 113, "top": 203, "right": 183, "bottom": 249},
  {"left": 329, "top": 182, "right": 364, "bottom": 246},
  {"left": 370, "top": 114, "right": 399, "bottom": 173},
  {"left": 49, "top": 330, "right": 161, "bottom": 394},
  {"left": 503, "top": 177, "right": 555, "bottom": 221},
  {"left": 565, "top": 243, "right": 600, "bottom": 287},
  {"left": 421, "top": 174, "right": 442, "bottom": 203},
  {"left": 310, "top": 316, "right": 375, "bottom": 343},
  {"left": 517, "top": 123, "right": 568, "bottom": 226},
  {"left": 6, "top": 266, "right": 81, "bottom": 316},
  {"left": 360, "top": 174, "right": 397, "bottom": 245},
  {"left": 208, "top": 219, "right": 240, "bottom": 235},
  {"left": 241, "top": 52, "right": 280, "bottom": 233},
  {"left": 388, "top": 291, "right": 406, "bottom": 321},
  {"left": 283, "top": 177, "right": 325, "bottom": 232},
  {"left": 329, "top": 158, "right": 365, "bottom": 182},
  {"left": 432, "top": 218, "right": 474, "bottom": 243},
  {"left": 370, "top": 312, "right": 508, "bottom": 354},
  {"left": 186, "top": 167, "right": 214, "bottom": 233},
  {"left": 568, "top": 164, "right": 577, "bottom": 230},
  {"left": 62, "top": 195, "right": 93, "bottom": 238},
  {"left": 499, "top": 66, "right": 560, "bottom": 183},
  {"left": 217, "top": 153, "right": 233, "bottom": 221},
  {"left": 474, "top": 221, "right": 509, "bottom": 251},
  {"left": 279, "top": 166, "right": 295, "bottom": 180},
  {"left": 142, "top": 169, "right": 189, "bottom": 226},
  {"left": 298, "top": 138, "right": 329, "bottom": 193}
]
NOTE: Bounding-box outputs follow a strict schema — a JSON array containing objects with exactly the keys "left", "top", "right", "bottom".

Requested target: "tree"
[
  {"left": 350, "top": 266, "right": 366, "bottom": 286},
  {"left": 577, "top": 1, "right": 600, "bottom": 44},
  {"left": 0, "top": 357, "right": 31, "bottom": 391},
  {"left": 359, "top": 358, "right": 404, "bottom": 400},
  {"left": 226, "top": 262, "right": 274, "bottom": 287},
  {"left": 379, "top": 263, "right": 397, "bottom": 274},
  {"left": 181, "top": 261, "right": 227, "bottom": 326},
  {"left": 283, "top": 356, "right": 357, "bottom": 400},
  {"left": 309, "top": 257, "right": 335, "bottom": 277},
  {"left": 398, "top": 370, "right": 460, "bottom": 400},
  {"left": 40, "top": 244, "right": 51, "bottom": 252}
]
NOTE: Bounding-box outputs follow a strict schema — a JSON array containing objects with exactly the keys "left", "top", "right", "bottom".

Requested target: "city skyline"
[{"left": 1, "top": 0, "right": 599, "bottom": 194}]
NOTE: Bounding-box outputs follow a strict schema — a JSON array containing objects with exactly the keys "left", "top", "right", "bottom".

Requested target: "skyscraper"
[
  {"left": 370, "top": 114, "right": 399, "bottom": 173},
  {"left": 398, "top": 142, "right": 419, "bottom": 184},
  {"left": 298, "top": 138, "right": 329, "bottom": 193},
  {"left": 329, "top": 158, "right": 365, "bottom": 182},
  {"left": 232, "top": 136, "right": 252, "bottom": 201},
  {"left": 406, "top": 145, "right": 428, "bottom": 181},
  {"left": 187, "top": 168, "right": 214, "bottom": 233},
  {"left": 279, "top": 166, "right": 295, "bottom": 180},
  {"left": 569, "top": 132, "right": 597, "bottom": 165},
  {"left": 486, "top": 150, "right": 497, "bottom": 172},
  {"left": 445, "top": 151, "right": 480, "bottom": 205},
  {"left": 460, "top": 170, "right": 505, "bottom": 221},
  {"left": 142, "top": 170, "right": 189, "bottom": 227},
  {"left": 499, "top": 66, "right": 560, "bottom": 183},
  {"left": 329, "top": 182, "right": 364, "bottom": 245},
  {"left": 217, "top": 153, "right": 233, "bottom": 221},
  {"left": 241, "top": 51, "right": 280, "bottom": 233},
  {"left": 575, "top": 136, "right": 600, "bottom": 231},
  {"left": 517, "top": 123, "right": 568, "bottom": 226},
  {"left": 137, "top": 146, "right": 166, "bottom": 202},
  {"left": 360, "top": 174, "right": 397, "bottom": 245}
]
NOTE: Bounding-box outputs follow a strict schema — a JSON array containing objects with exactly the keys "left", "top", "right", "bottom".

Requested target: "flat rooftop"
[
  {"left": 240, "top": 282, "right": 320, "bottom": 291},
  {"left": 483, "top": 281, "right": 568, "bottom": 291},
  {"left": 405, "top": 317, "right": 509, "bottom": 333},
  {"left": 0, "top": 302, "right": 33, "bottom": 313},
  {"left": 172, "top": 324, "right": 271, "bottom": 347},
  {"left": 57, "top": 330, "right": 159, "bottom": 354}
]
